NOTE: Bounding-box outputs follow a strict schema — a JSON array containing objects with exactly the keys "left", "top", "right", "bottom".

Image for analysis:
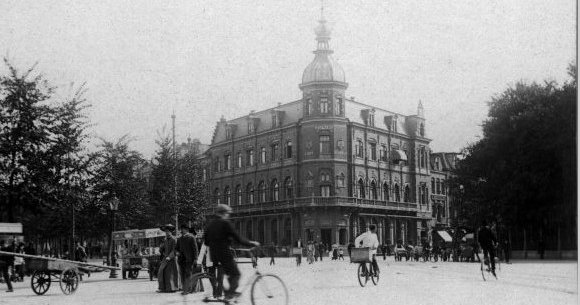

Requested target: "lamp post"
[
  {"left": 108, "top": 196, "right": 120, "bottom": 278},
  {"left": 452, "top": 185, "right": 464, "bottom": 262}
]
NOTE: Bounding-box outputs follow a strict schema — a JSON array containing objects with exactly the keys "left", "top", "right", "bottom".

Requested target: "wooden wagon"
[{"left": 0, "top": 251, "right": 120, "bottom": 295}]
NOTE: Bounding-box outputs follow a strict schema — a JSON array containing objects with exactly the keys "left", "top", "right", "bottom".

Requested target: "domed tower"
[{"left": 299, "top": 15, "right": 348, "bottom": 118}]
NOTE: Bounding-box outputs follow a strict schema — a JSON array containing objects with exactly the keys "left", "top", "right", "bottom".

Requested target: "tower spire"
[{"left": 320, "top": 0, "right": 325, "bottom": 20}]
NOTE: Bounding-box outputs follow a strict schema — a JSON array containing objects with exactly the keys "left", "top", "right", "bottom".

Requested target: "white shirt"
[
  {"left": 196, "top": 243, "right": 213, "bottom": 266},
  {"left": 354, "top": 230, "right": 379, "bottom": 255}
]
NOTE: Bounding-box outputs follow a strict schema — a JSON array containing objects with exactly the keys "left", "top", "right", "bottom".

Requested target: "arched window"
[
  {"left": 306, "top": 98, "right": 312, "bottom": 115},
  {"left": 284, "top": 177, "right": 293, "bottom": 199},
  {"left": 246, "top": 183, "right": 254, "bottom": 204},
  {"left": 248, "top": 149, "right": 255, "bottom": 166},
  {"left": 337, "top": 173, "right": 345, "bottom": 187},
  {"left": 335, "top": 97, "right": 343, "bottom": 115},
  {"left": 370, "top": 180, "right": 378, "bottom": 200},
  {"left": 258, "top": 181, "right": 266, "bottom": 202},
  {"left": 431, "top": 178, "right": 435, "bottom": 191},
  {"left": 320, "top": 98, "right": 329, "bottom": 113},
  {"left": 436, "top": 179, "right": 441, "bottom": 194},
  {"left": 403, "top": 185, "right": 410, "bottom": 202},
  {"left": 214, "top": 188, "right": 221, "bottom": 205},
  {"left": 383, "top": 182, "right": 389, "bottom": 201},
  {"left": 286, "top": 141, "right": 292, "bottom": 158},
  {"left": 441, "top": 180, "right": 446, "bottom": 195},
  {"left": 271, "top": 179, "right": 279, "bottom": 201},
  {"left": 358, "top": 178, "right": 365, "bottom": 198},
  {"left": 224, "top": 186, "right": 231, "bottom": 205},
  {"left": 237, "top": 152, "right": 242, "bottom": 168},
  {"left": 394, "top": 184, "right": 400, "bottom": 202},
  {"left": 236, "top": 185, "right": 242, "bottom": 205},
  {"left": 260, "top": 147, "right": 267, "bottom": 164}
]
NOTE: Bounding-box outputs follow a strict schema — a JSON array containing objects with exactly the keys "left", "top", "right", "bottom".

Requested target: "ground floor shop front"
[{"left": 231, "top": 206, "right": 432, "bottom": 248}]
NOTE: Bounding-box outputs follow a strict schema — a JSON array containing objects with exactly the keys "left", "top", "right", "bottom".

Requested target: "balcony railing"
[{"left": 203, "top": 196, "right": 418, "bottom": 214}]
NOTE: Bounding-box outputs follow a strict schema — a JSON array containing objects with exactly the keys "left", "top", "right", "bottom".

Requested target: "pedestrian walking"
[
  {"left": 294, "top": 238, "right": 302, "bottom": 266},
  {"left": 268, "top": 243, "right": 276, "bottom": 265},
  {"left": 177, "top": 224, "right": 199, "bottom": 295},
  {"left": 503, "top": 239, "right": 511, "bottom": 264},
  {"left": 318, "top": 243, "right": 325, "bottom": 262},
  {"left": 381, "top": 244, "right": 387, "bottom": 260},
  {"left": 157, "top": 224, "right": 179, "bottom": 293},
  {"left": 0, "top": 240, "right": 14, "bottom": 292}
]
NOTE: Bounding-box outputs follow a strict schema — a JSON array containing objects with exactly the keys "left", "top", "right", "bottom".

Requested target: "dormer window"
[
  {"left": 419, "top": 123, "right": 425, "bottom": 136},
  {"left": 369, "top": 112, "right": 375, "bottom": 127},
  {"left": 272, "top": 114, "right": 278, "bottom": 128},
  {"left": 226, "top": 128, "right": 232, "bottom": 140},
  {"left": 392, "top": 116, "right": 398, "bottom": 132},
  {"left": 248, "top": 121, "right": 255, "bottom": 133},
  {"left": 435, "top": 157, "right": 440, "bottom": 170},
  {"left": 306, "top": 98, "right": 312, "bottom": 115},
  {"left": 320, "top": 98, "right": 329, "bottom": 113}
]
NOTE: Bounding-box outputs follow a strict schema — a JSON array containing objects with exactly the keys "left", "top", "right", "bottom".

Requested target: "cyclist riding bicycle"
[
  {"left": 477, "top": 220, "right": 498, "bottom": 277},
  {"left": 204, "top": 204, "right": 260, "bottom": 300},
  {"left": 354, "top": 224, "right": 379, "bottom": 275}
]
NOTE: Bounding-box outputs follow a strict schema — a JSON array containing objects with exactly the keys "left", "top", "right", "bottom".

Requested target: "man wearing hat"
[
  {"left": 204, "top": 204, "right": 259, "bottom": 300},
  {"left": 176, "top": 224, "right": 198, "bottom": 295},
  {"left": 157, "top": 224, "right": 179, "bottom": 293}
]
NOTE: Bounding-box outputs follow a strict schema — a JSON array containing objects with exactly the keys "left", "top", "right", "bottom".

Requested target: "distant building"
[{"left": 202, "top": 15, "right": 452, "bottom": 247}]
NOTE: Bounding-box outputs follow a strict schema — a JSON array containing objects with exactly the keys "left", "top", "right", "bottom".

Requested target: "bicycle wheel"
[
  {"left": 250, "top": 274, "right": 288, "bottom": 305},
  {"left": 357, "top": 263, "right": 368, "bottom": 287},
  {"left": 193, "top": 273, "right": 219, "bottom": 299},
  {"left": 480, "top": 259, "right": 487, "bottom": 281},
  {"left": 370, "top": 264, "right": 379, "bottom": 285}
]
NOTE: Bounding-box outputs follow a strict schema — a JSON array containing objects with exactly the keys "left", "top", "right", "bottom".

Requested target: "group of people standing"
[
  {"left": 293, "top": 239, "right": 331, "bottom": 266},
  {"left": 155, "top": 223, "right": 199, "bottom": 294}
]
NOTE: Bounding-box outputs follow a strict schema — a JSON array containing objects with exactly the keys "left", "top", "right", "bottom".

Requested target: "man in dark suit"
[
  {"left": 177, "top": 224, "right": 199, "bottom": 295},
  {"left": 0, "top": 240, "right": 14, "bottom": 292}
]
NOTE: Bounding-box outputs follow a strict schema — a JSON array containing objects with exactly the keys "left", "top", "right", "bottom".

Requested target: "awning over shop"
[
  {"left": 437, "top": 230, "right": 452, "bottom": 242},
  {"left": 392, "top": 150, "right": 408, "bottom": 162},
  {"left": 0, "top": 223, "right": 22, "bottom": 234}
]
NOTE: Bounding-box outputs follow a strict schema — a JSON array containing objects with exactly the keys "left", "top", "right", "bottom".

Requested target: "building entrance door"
[{"left": 321, "top": 228, "right": 332, "bottom": 248}]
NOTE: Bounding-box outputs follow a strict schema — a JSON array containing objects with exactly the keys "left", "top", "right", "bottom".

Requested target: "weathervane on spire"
[{"left": 320, "top": 0, "right": 325, "bottom": 20}]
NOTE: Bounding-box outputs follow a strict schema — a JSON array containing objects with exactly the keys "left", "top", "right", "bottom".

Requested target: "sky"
[{"left": 0, "top": 0, "right": 576, "bottom": 158}]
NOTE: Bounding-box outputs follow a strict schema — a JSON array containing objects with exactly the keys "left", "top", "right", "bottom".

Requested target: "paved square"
[{"left": 0, "top": 258, "right": 576, "bottom": 305}]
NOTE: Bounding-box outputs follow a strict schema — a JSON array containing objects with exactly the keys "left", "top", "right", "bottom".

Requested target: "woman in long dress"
[{"left": 157, "top": 225, "right": 180, "bottom": 293}]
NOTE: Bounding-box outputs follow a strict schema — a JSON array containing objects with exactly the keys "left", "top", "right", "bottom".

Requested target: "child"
[{"left": 338, "top": 248, "right": 344, "bottom": 260}]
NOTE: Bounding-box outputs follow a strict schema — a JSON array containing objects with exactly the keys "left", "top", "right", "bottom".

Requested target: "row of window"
[
  {"left": 305, "top": 97, "right": 344, "bottom": 116},
  {"left": 431, "top": 178, "right": 446, "bottom": 195},
  {"left": 355, "top": 140, "right": 406, "bottom": 163},
  {"left": 214, "top": 178, "right": 295, "bottom": 205},
  {"left": 214, "top": 141, "right": 293, "bottom": 172},
  {"left": 355, "top": 179, "right": 411, "bottom": 202}
]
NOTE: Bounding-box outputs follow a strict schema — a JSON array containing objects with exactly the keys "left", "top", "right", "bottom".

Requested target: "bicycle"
[
  {"left": 350, "top": 247, "right": 379, "bottom": 287},
  {"left": 477, "top": 250, "right": 499, "bottom": 281},
  {"left": 194, "top": 248, "right": 288, "bottom": 305}
]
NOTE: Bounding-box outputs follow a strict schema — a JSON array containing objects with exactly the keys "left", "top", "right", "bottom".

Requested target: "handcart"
[
  {"left": 0, "top": 251, "right": 120, "bottom": 295},
  {"left": 113, "top": 228, "right": 165, "bottom": 280}
]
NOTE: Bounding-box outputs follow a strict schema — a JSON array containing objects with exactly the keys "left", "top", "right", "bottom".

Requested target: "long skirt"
[{"left": 157, "top": 258, "right": 180, "bottom": 292}]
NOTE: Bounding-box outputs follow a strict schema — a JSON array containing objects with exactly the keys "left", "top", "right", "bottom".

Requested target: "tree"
[
  {"left": 149, "top": 131, "right": 208, "bottom": 229},
  {"left": 90, "top": 136, "right": 152, "bottom": 231},
  {"left": 454, "top": 63, "right": 577, "bottom": 251},
  {"left": 0, "top": 59, "right": 92, "bottom": 230}
]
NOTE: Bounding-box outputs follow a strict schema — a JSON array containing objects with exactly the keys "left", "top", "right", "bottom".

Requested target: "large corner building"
[{"left": 203, "top": 16, "right": 455, "bottom": 248}]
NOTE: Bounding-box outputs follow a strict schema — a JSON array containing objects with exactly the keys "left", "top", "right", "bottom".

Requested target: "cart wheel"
[
  {"left": 31, "top": 271, "right": 51, "bottom": 295},
  {"left": 60, "top": 268, "right": 79, "bottom": 295}
]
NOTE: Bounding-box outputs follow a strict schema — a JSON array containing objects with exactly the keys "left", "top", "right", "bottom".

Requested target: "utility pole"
[{"left": 172, "top": 113, "right": 178, "bottom": 231}]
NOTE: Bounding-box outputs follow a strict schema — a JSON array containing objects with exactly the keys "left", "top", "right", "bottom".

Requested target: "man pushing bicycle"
[{"left": 204, "top": 204, "right": 260, "bottom": 300}]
